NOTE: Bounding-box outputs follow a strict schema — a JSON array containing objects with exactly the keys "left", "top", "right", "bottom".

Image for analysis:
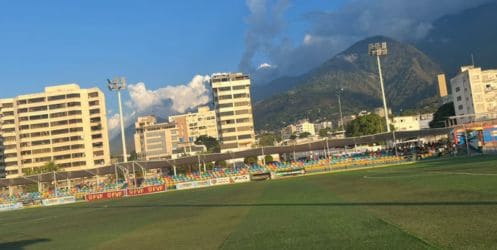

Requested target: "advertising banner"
[
  {"left": 127, "top": 184, "right": 166, "bottom": 196},
  {"left": 42, "top": 196, "right": 76, "bottom": 206},
  {"left": 176, "top": 182, "right": 195, "bottom": 190},
  {"left": 176, "top": 180, "right": 212, "bottom": 190},
  {"left": 250, "top": 173, "right": 271, "bottom": 181},
  {"left": 274, "top": 169, "right": 305, "bottom": 178},
  {"left": 0, "top": 202, "right": 23, "bottom": 212},
  {"left": 85, "top": 190, "right": 126, "bottom": 201},
  {"left": 209, "top": 177, "right": 231, "bottom": 186},
  {"left": 194, "top": 180, "right": 210, "bottom": 188},
  {"left": 230, "top": 175, "right": 250, "bottom": 183}
]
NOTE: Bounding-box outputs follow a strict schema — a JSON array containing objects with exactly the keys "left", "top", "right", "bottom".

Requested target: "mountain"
[
  {"left": 253, "top": 36, "right": 442, "bottom": 131},
  {"left": 417, "top": 2, "right": 497, "bottom": 76}
]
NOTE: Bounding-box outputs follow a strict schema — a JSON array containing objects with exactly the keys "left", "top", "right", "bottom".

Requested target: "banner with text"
[
  {"left": 127, "top": 185, "right": 167, "bottom": 196},
  {"left": 42, "top": 196, "right": 76, "bottom": 206},
  {"left": 230, "top": 175, "right": 250, "bottom": 183},
  {"left": 209, "top": 177, "right": 231, "bottom": 186},
  {"left": 0, "top": 202, "right": 23, "bottom": 212},
  {"left": 176, "top": 180, "right": 211, "bottom": 190},
  {"left": 85, "top": 190, "right": 126, "bottom": 201}
]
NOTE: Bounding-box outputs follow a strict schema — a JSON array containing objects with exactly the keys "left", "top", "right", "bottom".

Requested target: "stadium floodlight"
[
  {"left": 368, "top": 42, "right": 391, "bottom": 132},
  {"left": 108, "top": 77, "right": 128, "bottom": 163},
  {"left": 336, "top": 88, "right": 345, "bottom": 131}
]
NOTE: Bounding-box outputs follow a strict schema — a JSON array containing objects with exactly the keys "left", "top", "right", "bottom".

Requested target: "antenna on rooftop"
[{"left": 471, "top": 53, "right": 475, "bottom": 66}]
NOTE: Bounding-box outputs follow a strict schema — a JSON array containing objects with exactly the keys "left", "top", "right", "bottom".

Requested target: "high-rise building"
[
  {"left": 168, "top": 106, "right": 218, "bottom": 143},
  {"left": 134, "top": 116, "right": 178, "bottom": 161},
  {"left": 210, "top": 73, "right": 255, "bottom": 152},
  {"left": 450, "top": 66, "right": 497, "bottom": 124},
  {"left": 0, "top": 84, "right": 111, "bottom": 179}
]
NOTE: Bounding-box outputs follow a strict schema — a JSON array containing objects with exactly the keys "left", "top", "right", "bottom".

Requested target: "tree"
[
  {"left": 39, "top": 161, "right": 59, "bottom": 173},
  {"left": 264, "top": 155, "right": 273, "bottom": 163},
  {"left": 430, "top": 102, "right": 456, "bottom": 128},
  {"left": 318, "top": 128, "right": 332, "bottom": 138},
  {"left": 346, "top": 114, "right": 384, "bottom": 137},
  {"left": 299, "top": 132, "right": 311, "bottom": 139},
  {"left": 244, "top": 156, "right": 258, "bottom": 165},
  {"left": 128, "top": 151, "right": 138, "bottom": 161},
  {"left": 215, "top": 160, "right": 227, "bottom": 168},
  {"left": 259, "top": 133, "right": 281, "bottom": 146},
  {"left": 195, "top": 135, "right": 220, "bottom": 153},
  {"left": 289, "top": 134, "right": 297, "bottom": 140}
]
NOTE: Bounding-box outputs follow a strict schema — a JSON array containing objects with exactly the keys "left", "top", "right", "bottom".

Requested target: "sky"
[
  {"left": 0, "top": 0, "right": 492, "bottom": 137},
  {"left": 0, "top": 0, "right": 341, "bottom": 96}
]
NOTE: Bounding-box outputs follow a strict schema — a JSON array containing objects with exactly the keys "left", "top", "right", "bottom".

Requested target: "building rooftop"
[{"left": 211, "top": 73, "right": 249, "bottom": 83}]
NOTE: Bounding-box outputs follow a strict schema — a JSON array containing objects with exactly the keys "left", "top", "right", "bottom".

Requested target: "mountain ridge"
[{"left": 252, "top": 36, "right": 442, "bottom": 131}]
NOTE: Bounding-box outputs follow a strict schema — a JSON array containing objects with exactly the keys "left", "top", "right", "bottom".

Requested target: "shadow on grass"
[
  {"left": 77, "top": 201, "right": 497, "bottom": 209},
  {"left": 0, "top": 238, "right": 50, "bottom": 250}
]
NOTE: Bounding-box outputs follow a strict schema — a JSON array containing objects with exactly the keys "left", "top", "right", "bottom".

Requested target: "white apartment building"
[
  {"left": 211, "top": 73, "right": 255, "bottom": 152},
  {"left": 168, "top": 106, "right": 218, "bottom": 143},
  {"left": 451, "top": 66, "right": 497, "bottom": 124},
  {"left": 134, "top": 116, "right": 178, "bottom": 161},
  {"left": 0, "top": 84, "right": 111, "bottom": 179},
  {"left": 392, "top": 114, "right": 433, "bottom": 132},
  {"left": 295, "top": 120, "right": 316, "bottom": 136}
]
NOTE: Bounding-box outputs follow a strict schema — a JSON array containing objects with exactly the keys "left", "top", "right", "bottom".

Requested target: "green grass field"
[{"left": 1, "top": 155, "right": 497, "bottom": 249}]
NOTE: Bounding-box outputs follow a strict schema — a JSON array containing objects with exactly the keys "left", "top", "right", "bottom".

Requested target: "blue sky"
[{"left": 0, "top": 0, "right": 342, "bottom": 98}]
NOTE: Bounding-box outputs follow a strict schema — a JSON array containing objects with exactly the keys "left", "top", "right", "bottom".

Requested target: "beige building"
[
  {"left": 168, "top": 106, "right": 218, "bottom": 143},
  {"left": 211, "top": 73, "right": 255, "bottom": 152},
  {"left": 295, "top": 119, "right": 316, "bottom": 136},
  {"left": 0, "top": 84, "right": 111, "bottom": 179},
  {"left": 450, "top": 66, "right": 497, "bottom": 124},
  {"left": 134, "top": 116, "right": 178, "bottom": 161},
  {"left": 392, "top": 114, "right": 433, "bottom": 132}
]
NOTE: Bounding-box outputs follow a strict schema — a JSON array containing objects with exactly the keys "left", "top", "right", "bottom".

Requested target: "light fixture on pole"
[
  {"left": 107, "top": 77, "right": 128, "bottom": 163},
  {"left": 368, "top": 42, "right": 391, "bottom": 132},
  {"left": 336, "top": 88, "right": 345, "bottom": 131}
]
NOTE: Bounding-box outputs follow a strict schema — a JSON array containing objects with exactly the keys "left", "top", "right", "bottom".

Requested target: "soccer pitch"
[{"left": 1, "top": 156, "right": 497, "bottom": 249}]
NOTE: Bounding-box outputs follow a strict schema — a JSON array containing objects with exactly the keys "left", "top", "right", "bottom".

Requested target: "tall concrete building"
[
  {"left": 450, "top": 66, "right": 497, "bottom": 124},
  {"left": 210, "top": 73, "right": 255, "bottom": 152},
  {"left": 0, "top": 84, "right": 111, "bottom": 179},
  {"left": 134, "top": 116, "right": 178, "bottom": 161},
  {"left": 168, "top": 106, "right": 218, "bottom": 143}
]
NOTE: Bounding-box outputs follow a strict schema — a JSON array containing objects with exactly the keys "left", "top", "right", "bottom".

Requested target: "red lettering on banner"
[
  {"left": 127, "top": 185, "right": 166, "bottom": 196},
  {"left": 85, "top": 190, "right": 125, "bottom": 201}
]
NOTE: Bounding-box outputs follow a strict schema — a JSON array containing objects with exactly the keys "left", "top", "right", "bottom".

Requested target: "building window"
[
  {"left": 455, "top": 87, "right": 461, "bottom": 92},
  {"left": 48, "top": 95, "right": 66, "bottom": 101},
  {"left": 456, "top": 96, "right": 462, "bottom": 101},
  {"left": 218, "top": 87, "right": 231, "bottom": 91},
  {"left": 458, "top": 105, "right": 463, "bottom": 110}
]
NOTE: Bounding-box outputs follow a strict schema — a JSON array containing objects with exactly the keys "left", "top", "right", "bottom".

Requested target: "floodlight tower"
[
  {"left": 336, "top": 88, "right": 345, "bottom": 131},
  {"left": 368, "top": 42, "right": 391, "bottom": 132},
  {"left": 108, "top": 77, "right": 128, "bottom": 163}
]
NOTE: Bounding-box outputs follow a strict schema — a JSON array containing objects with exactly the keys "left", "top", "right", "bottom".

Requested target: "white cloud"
[
  {"left": 242, "top": 0, "right": 494, "bottom": 84},
  {"left": 107, "top": 75, "right": 212, "bottom": 138},
  {"left": 257, "top": 63, "right": 275, "bottom": 70}
]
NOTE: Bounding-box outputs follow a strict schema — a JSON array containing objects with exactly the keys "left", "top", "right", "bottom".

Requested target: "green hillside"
[{"left": 253, "top": 36, "right": 442, "bottom": 131}]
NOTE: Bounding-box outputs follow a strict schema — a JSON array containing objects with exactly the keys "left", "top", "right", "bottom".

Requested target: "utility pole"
[{"left": 108, "top": 77, "right": 128, "bottom": 162}]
